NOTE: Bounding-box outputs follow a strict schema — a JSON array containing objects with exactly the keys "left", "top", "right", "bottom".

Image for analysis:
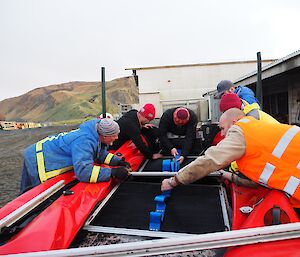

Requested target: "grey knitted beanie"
[{"left": 96, "top": 118, "right": 120, "bottom": 136}]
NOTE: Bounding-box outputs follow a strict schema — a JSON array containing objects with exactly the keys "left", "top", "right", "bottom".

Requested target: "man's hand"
[
  {"left": 143, "top": 124, "right": 155, "bottom": 129},
  {"left": 177, "top": 156, "right": 184, "bottom": 164},
  {"left": 161, "top": 178, "right": 174, "bottom": 191},
  {"left": 152, "top": 153, "right": 163, "bottom": 159},
  {"left": 170, "top": 148, "right": 178, "bottom": 157},
  {"left": 117, "top": 158, "right": 131, "bottom": 169},
  {"left": 111, "top": 167, "right": 130, "bottom": 182}
]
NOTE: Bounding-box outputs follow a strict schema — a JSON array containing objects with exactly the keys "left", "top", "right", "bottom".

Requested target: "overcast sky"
[{"left": 0, "top": 0, "right": 299, "bottom": 101}]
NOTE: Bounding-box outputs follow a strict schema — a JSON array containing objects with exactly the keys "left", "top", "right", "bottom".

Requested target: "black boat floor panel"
[{"left": 91, "top": 181, "right": 225, "bottom": 234}]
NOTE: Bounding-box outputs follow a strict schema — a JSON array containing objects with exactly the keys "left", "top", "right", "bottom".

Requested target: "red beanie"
[
  {"left": 139, "top": 103, "right": 156, "bottom": 121},
  {"left": 219, "top": 93, "right": 242, "bottom": 112},
  {"left": 173, "top": 107, "right": 190, "bottom": 125}
]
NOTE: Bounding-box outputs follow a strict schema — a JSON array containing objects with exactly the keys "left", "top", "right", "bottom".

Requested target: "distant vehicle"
[{"left": 98, "top": 112, "right": 113, "bottom": 119}]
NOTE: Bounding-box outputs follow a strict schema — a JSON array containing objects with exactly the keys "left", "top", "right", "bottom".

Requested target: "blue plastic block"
[
  {"left": 170, "top": 161, "right": 175, "bottom": 172},
  {"left": 149, "top": 211, "right": 163, "bottom": 231},
  {"left": 162, "top": 159, "right": 171, "bottom": 172},
  {"left": 155, "top": 195, "right": 165, "bottom": 207},
  {"left": 155, "top": 195, "right": 167, "bottom": 213},
  {"left": 174, "top": 161, "right": 180, "bottom": 172},
  {"left": 162, "top": 190, "right": 171, "bottom": 197}
]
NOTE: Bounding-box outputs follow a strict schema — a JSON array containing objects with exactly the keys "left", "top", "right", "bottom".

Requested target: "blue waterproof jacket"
[
  {"left": 20, "top": 119, "right": 121, "bottom": 192},
  {"left": 234, "top": 86, "right": 260, "bottom": 106}
]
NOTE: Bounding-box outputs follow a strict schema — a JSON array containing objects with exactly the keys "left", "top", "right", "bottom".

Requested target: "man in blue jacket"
[
  {"left": 215, "top": 80, "right": 260, "bottom": 106},
  {"left": 20, "top": 118, "right": 130, "bottom": 193}
]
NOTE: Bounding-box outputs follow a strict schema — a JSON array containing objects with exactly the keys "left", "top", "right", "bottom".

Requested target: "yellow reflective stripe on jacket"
[
  {"left": 45, "top": 166, "right": 73, "bottom": 179},
  {"left": 36, "top": 138, "right": 48, "bottom": 152},
  {"left": 36, "top": 149, "right": 73, "bottom": 182},
  {"left": 35, "top": 130, "right": 78, "bottom": 183},
  {"left": 37, "top": 151, "right": 47, "bottom": 183},
  {"left": 104, "top": 153, "right": 114, "bottom": 165},
  {"left": 90, "top": 166, "right": 100, "bottom": 183}
]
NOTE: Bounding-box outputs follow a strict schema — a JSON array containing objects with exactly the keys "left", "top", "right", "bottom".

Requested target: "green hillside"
[{"left": 0, "top": 77, "right": 138, "bottom": 122}]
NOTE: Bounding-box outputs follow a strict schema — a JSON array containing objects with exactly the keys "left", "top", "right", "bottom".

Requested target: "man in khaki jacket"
[{"left": 161, "top": 108, "right": 257, "bottom": 192}]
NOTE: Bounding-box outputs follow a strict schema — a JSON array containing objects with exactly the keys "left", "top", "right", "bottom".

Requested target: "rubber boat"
[{"left": 1, "top": 123, "right": 300, "bottom": 257}]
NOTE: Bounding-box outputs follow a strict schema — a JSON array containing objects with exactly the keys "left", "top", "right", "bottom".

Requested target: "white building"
[{"left": 126, "top": 59, "right": 274, "bottom": 118}]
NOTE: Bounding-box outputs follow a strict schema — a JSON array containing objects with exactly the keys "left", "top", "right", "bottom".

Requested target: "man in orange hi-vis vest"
[{"left": 161, "top": 108, "right": 300, "bottom": 207}]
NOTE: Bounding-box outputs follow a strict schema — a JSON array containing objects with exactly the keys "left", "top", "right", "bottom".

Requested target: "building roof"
[
  {"left": 234, "top": 49, "right": 300, "bottom": 84},
  {"left": 125, "top": 59, "right": 275, "bottom": 71},
  {"left": 202, "top": 49, "right": 300, "bottom": 97}
]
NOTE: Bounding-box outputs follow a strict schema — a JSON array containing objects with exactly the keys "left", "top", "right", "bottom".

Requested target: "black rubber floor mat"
[{"left": 91, "top": 181, "right": 226, "bottom": 234}]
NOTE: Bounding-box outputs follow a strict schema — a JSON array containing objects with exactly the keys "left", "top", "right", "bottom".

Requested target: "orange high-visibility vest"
[{"left": 235, "top": 117, "right": 300, "bottom": 207}]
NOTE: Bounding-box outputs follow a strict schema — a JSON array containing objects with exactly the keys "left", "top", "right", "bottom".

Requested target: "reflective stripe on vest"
[
  {"left": 284, "top": 176, "right": 300, "bottom": 196},
  {"left": 272, "top": 126, "right": 300, "bottom": 158},
  {"left": 258, "top": 126, "right": 300, "bottom": 190},
  {"left": 90, "top": 165, "right": 100, "bottom": 183},
  {"left": 35, "top": 131, "right": 77, "bottom": 183},
  {"left": 104, "top": 153, "right": 114, "bottom": 165},
  {"left": 259, "top": 163, "right": 276, "bottom": 186},
  {"left": 236, "top": 118, "right": 300, "bottom": 202},
  {"left": 237, "top": 118, "right": 250, "bottom": 124}
]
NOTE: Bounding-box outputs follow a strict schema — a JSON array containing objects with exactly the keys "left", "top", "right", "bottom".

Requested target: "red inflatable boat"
[{"left": 1, "top": 134, "right": 300, "bottom": 257}]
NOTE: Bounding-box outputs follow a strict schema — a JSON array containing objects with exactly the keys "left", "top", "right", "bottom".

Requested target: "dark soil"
[{"left": 0, "top": 125, "right": 79, "bottom": 208}]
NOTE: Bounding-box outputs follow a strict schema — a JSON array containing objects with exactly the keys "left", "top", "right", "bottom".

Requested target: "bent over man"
[
  {"left": 20, "top": 118, "right": 130, "bottom": 193},
  {"left": 159, "top": 107, "right": 198, "bottom": 164},
  {"left": 162, "top": 108, "right": 300, "bottom": 207},
  {"left": 111, "top": 103, "right": 162, "bottom": 160}
]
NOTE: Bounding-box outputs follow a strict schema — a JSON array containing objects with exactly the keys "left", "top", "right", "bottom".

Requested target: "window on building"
[{"left": 263, "top": 92, "right": 288, "bottom": 123}]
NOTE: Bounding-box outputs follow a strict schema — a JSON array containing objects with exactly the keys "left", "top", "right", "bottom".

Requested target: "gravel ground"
[
  {"left": 71, "top": 231, "right": 225, "bottom": 257},
  {"left": 0, "top": 125, "right": 78, "bottom": 207}
]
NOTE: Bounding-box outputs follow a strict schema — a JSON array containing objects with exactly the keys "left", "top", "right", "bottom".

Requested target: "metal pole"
[
  {"left": 11, "top": 222, "right": 300, "bottom": 257},
  {"left": 0, "top": 180, "right": 65, "bottom": 232},
  {"left": 101, "top": 67, "right": 106, "bottom": 118},
  {"left": 130, "top": 171, "right": 221, "bottom": 177},
  {"left": 84, "top": 225, "right": 192, "bottom": 238},
  {"left": 256, "top": 52, "right": 263, "bottom": 109},
  {"left": 130, "top": 172, "right": 177, "bottom": 177}
]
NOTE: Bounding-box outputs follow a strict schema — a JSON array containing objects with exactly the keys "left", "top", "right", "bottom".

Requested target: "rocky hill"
[{"left": 0, "top": 76, "right": 138, "bottom": 122}]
